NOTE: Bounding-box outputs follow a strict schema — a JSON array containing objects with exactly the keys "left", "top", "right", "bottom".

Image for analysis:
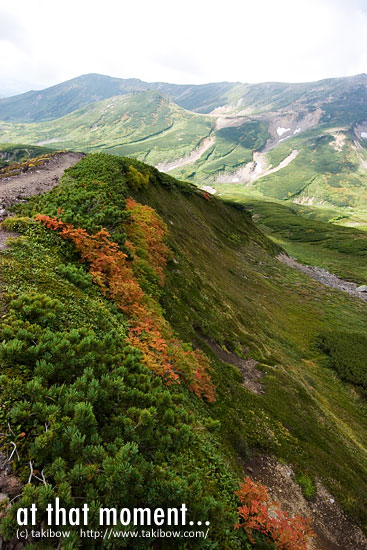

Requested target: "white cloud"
[{"left": 0, "top": 0, "right": 366, "bottom": 95}]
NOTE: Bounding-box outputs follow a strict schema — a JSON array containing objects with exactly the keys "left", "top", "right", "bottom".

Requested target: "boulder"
[{"left": 356, "top": 285, "right": 367, "bottom": 292}]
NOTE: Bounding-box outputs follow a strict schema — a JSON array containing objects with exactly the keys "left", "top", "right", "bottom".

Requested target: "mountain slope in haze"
[
  {"left": 0, "top": 73, "right": 237, "bottom": 122},
  {"left": 0, "top": 73, "right": 151, "bottom": 123},
  {"left": 2, "top": 72, "right": 367, "bottom": 122},
  {"left": 1, "top": 153, "right": 367, "bottom": 549}
]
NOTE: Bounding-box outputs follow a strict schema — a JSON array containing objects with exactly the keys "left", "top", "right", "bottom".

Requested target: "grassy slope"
[
  {"left": 0, "top": 108, "right": 270, "bottom": 185},
  {"left": 124, "top": 160, "right": 367, "bottom": 528},
  {"left": 0, "top": 74, "right": 151, "bottom": 122},
  {"left": 1, "top": 154, "right": 367, "bottom": 541},
  {"left": 252, "top": 130, "right": 367, "bottom": 208},
  {"left": 207, "top": 126, "right": 367, "bottom": 228},
  {"left": 0, "top": 91, "right": 215, "bottom": 167},
  {"left": 169, "top": 120, "right": 270, "bottom": 183},
  {"left": 239, "top": 199, "right": 367, "bottom": 283}
]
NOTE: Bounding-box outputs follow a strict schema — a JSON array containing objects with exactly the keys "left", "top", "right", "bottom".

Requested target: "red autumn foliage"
[
  {"left": 35, "top": 212, "right": 216, "bottom": 401},
  {"left": 35, "top": 214, "right": 144, "bottom": 312},
  {"left": 235, "top": 477, "right": 315, "bottom": 550}
]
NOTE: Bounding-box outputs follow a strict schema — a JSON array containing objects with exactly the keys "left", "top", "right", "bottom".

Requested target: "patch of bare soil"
[
  {"left": 196, "top": 330, "right": 264, "bottom": 394},
  {"left": 353, "top": 122, "right": 367, "bottom": 144},
  {"left": 214, "top": 115, "right": 248, "bottom": 131},
  {"left": 216, "top": 152, "right": 267, "bottom": 184},
  {"left": 0, "top": 151, "right": 84, "bottom": 250},
  {"left": 217, "top": 149, "right": 299, "bottom": 184},
  {"left": 0, "top": 452, "right": 23, "bottom": 509},
  {"left": 245, "top": 455, "right": 367, "bottom": 550},
  {"left": 293, "top": 196, "right": 327, "bottom": 207},
  {"left": 330, "top": 131, "right": 346, "bottom": 152},
  {"left": 263, "top": 108, "right": 323, "bottom": 151},
  {"left": 278, "top": 253, "right": 367, "bottom": 301},
  {"left": 0, "top": 230, "right": 19, "bottom": 251}
]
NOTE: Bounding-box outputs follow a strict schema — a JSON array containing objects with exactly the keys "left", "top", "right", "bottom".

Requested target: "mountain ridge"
[
  {"left": 1, "top": 72, "right": 367, "bottom": 219},
  {"left": 2, "top": 72, "right": 367, "bottom": 122},
  {"left": 1, "top": 152, "right": 367, "bottom": 548}
]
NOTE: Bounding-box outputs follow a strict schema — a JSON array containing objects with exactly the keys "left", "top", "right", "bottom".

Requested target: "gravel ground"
[
  {"left": 278, "top": 253, "right": 367, "bottom": 301},
  {"left": 245, "top": 455, "right": 367, "bottom": 550},
  {"left": 0, "top": 151, "right": 84, "bottom": 249}
]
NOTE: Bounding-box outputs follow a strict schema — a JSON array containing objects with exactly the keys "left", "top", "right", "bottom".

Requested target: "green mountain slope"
[
  {"left": 1, "top": 73, "right": 367, "bottom": 217},
  {"left": 0, "top": 74, "right": 152, "bottom": 123},
  {"left": 256, "top": 130, "right": 367, "bottom": 207},
  {"left": 238, "top": 198, "right": 367, "bottom": 282},
  {"left": 0, "top": 73, "right": 237, "bottom": 122},
  {"left": 212, "top": 126, "right": 367, "bottom": 211},
  {"left": 0, "top": 91, "right": 215, "bottom": 166},
  {"left": 2, "top": 72, "right": 367, "bottom": 122},
  {"left": 1, "top": 153, "right": 367, "bottom": 548}
]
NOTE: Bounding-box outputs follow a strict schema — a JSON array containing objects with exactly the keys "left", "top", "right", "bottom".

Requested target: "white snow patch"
[
  {"left": 277, "top": 127, "right": 291, "bottom": 137},
  {"left": 361, "top": 132, "right": 367, "bottom": 139},
  {"left": 294, "top": 128, "right": 301, "bottom": 134}
]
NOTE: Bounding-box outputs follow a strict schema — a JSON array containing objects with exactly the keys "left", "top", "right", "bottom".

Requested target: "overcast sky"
[{"left": 1, "top": 0, "right": 367, "bottom": 96}]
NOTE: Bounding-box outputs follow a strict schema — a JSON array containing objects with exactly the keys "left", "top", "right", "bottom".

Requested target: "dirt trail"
[
  {"left": 278, "top": 253, "right": 367, "bottom": 301},
  {"left": 0, "top": 151, "right": 84, "bottom": 249},
  {"left": 0, "top": 151, "right": 84, "bottom": 549},
  {"left": 196, "top": 329, "right": 264, "bottom": 394},
  {"left": 245, "top": 455, "right": 367, "bottom": 550}
]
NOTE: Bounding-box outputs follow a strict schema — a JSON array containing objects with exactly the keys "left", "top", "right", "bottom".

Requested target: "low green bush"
[{"left": 317, "top": 329, "right": 367, "bottom": 389}]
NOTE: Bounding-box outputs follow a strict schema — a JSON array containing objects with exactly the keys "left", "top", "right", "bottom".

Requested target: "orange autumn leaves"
[
  {"left": 125, "top": 197, "right": 169, "bottom": 286},
  {"left": 35, "top": 199, "right": 215, "bottom": 402},
  {"left": 235, "top": 477, "right": 315, "bottom": 550}
]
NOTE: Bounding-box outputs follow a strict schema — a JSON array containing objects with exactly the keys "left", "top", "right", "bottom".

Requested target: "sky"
[{"left": 1, "top": 0, "right": 367, "bottom": 96}]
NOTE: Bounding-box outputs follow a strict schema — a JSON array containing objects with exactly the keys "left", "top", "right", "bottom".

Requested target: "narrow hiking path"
[
  {"left": 0, "top": 151, "right": 84, "bottom": 249},
  {"left": 0, "top": 151, "right": 84, "bottom": 549},
  {"left": 278, "top": 253, "right": 367, "bottom": 301}
]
